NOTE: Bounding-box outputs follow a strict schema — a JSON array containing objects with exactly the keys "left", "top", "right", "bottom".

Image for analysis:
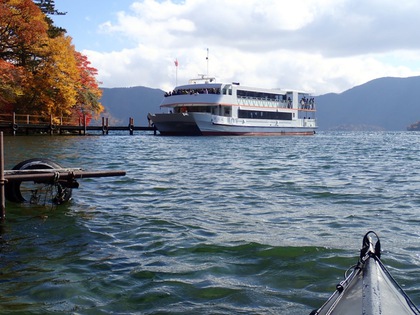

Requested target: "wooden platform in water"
[
  {"left": 0, "top": 113, "right": 156, "bottom": 135},
  {"left": 0, "top": 131, "right": 127, "bottom": 219}
]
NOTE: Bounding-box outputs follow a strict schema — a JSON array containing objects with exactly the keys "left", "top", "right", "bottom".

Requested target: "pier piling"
[
  {"left": 129, "top": 117, "right": 134, "bottom": 135},
  {"left": 0, "top": 132, "right": 5, "bottom": 219}
]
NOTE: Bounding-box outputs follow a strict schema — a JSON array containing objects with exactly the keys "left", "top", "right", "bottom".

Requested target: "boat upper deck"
[{"left": 161, "top": 77, "right": 315, "bottom": 111}]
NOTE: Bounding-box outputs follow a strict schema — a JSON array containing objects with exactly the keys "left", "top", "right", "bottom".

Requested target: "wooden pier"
[
  {"left": 0, "top": 113, "right": 156, "bottom": 135},
  {"left": 0, "top": 131, "right": 127, "bottom": 219}
]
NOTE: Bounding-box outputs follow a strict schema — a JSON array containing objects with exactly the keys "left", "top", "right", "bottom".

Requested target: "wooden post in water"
[
  {"left": 26, "top": 114, "right": 30, "bottom": 135},
  {"left": 50, "top": 114, "right": 54, "bottom": 135},
  {"left": 101, "top": 117, "right": 109, "bottom": 135},
  {"left": 129, "top": 117, "right": 134, "bottom": 135},
  {"left": 0, "top": 132, "right": 5, "bottom": 219},
  {"left": 102, "top": 117, "right": 105, "bottom": 135},
  {"left": 84, "top": 114, "right": 87, "bottom": 135},
  {"left": 78, "top": 117, "right": 82, "bottom": 135},
  {"left": 12, "top": 112, "right": 17, "bottom": 136}
]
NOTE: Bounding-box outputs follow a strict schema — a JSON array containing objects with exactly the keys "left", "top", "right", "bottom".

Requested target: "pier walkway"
[{"left": 0, "top": 113, "right": 156, "bottom": 135}]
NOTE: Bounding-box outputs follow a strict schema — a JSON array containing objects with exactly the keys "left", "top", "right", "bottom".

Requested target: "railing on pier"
[{"left": 0, "top": 113, "right": 156, "bottom": 135}]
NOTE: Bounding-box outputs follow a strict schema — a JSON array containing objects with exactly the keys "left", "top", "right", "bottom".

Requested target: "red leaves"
[{"left": 0, "top": 0, "right": 103, "bottom": 120}]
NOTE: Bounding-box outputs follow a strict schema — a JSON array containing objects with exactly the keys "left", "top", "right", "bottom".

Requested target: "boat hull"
[
  {"left": 149, "top": 113, "right": 202, "bottom": 136},
  {"left": 150, "top": 112, "right": 316, "bottom": 136}
]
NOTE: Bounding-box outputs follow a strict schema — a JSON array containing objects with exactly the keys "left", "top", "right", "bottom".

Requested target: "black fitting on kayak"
[{"left": 360, "top": 230, "right": 381, "bottom": 261}]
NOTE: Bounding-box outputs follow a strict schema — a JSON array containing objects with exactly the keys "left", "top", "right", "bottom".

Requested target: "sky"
[{"left": 52, "top": 0, "right": 420, "bottom": 95}]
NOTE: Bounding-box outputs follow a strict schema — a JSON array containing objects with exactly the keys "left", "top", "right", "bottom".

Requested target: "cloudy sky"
[{"left": 53, "top": 0, "right": 420, "bottom": 95}]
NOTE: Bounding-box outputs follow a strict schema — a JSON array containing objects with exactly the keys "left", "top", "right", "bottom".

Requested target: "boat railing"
[
  {"left": 164, "top": 88, "right": 221, "bottom": 97},
  {"left": 237, "top": 96, "right": 291, "bottom": 108},
  {"left": 299, "top": 98, "right": 316, "bottom": 110},
  {"left": 188, "top": 76, "right": 217, "bottom": 84},
  {"left": 299, "top": 104, "right": 316, "bottom": 110}
]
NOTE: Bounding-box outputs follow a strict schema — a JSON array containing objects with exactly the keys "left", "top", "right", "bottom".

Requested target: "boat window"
[
  {"left": 237, "top": 90, "right": 284, "bottom": 101},
  {"left": 238, "top": 109, "right": 292, "bottom": 120},
  {"left": 176, "top": 106, "right": 213, "bottom": 113},
  {"left": 222, "top": 85, "right": 232, "bottom": 95}
]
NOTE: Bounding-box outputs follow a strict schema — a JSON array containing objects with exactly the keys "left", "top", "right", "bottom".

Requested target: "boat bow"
[{"left": 311, "top": 231, "right": 420, "bottom": 315}]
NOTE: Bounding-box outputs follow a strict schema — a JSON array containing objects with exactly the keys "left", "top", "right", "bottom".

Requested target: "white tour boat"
[{"left": 149, "top": 76, "right": 317, "bottom": 136}]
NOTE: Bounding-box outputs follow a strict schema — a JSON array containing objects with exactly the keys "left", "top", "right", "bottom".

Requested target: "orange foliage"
[
  {"left": 0, "top": 0, "right": 103, "bottom": 123},
  {"left": 0, "top": 0, "right": 49, "bottom": 66},
  {"left": 74, "top": 51, "right": 103, "bottom": 115},
  {"left": 0, "top": 60, "right": 24, "bottom": 113}
]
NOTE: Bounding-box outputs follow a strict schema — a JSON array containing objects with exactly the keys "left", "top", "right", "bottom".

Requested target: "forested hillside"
[
  {"left": 100, "top": 87, "right": 163, "bottom": 125},
  {"left": 316, "top": 76, "right": 420, "bottom": 130}
]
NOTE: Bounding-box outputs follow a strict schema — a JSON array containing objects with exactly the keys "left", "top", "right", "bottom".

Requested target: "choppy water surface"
[{"left": 1, "top": 131, "right": 420, "bottom": 314}]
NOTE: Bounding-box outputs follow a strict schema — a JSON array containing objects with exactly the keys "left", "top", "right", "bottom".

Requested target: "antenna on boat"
[{"left": 206, "top": 48, "right": 209, "bottom": 77}]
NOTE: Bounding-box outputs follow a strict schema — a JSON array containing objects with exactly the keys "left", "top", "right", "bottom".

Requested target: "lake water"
[{"left": 1, "top": 131, "right": 420, "bottom": 314}]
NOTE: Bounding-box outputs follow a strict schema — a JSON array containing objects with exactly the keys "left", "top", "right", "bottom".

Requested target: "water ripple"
[{"left": 2, "top": 131, "right": 420, "bottom": 314}]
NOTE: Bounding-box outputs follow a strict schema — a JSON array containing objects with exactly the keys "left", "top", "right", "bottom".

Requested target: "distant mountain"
[
  {"left": 98, "top": 76, "right": 420, "bottom": 130},
  {"left": 316, "top": 76, "right": 420, "bottom": 130},
  {"left": 99, "top": 86, "right": 164, "bottom": 125}
]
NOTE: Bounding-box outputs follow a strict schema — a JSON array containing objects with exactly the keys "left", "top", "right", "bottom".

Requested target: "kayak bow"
[{"left": 311, "top": 231, "right": 420, "bottom": 315}]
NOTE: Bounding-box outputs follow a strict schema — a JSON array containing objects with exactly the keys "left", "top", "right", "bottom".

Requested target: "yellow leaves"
[
  {"left": 0, "top": 60, "right": 24, "bottom": 110},
  {"left": 0, "top": 0, "right": 104, "bottom": 120},
  {"left": 35, "top": 35, "right": 79, "bottom": 115}
]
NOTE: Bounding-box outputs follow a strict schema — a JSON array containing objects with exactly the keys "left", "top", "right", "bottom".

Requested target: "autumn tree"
[
  {"left": 72, "top": 51, "right": 103, "bottom": 123},
  {"left": 19, "top": 35, "right": 80, "bottom": 116},
  {"left": 0, "top": 0, "right": 103, "bottom": 122},
  {"left": 0, "top": 0, "right": 45, "bottom": 112},
  {"left": 0, "top": 60, "right": 24, "bottom": 111}
]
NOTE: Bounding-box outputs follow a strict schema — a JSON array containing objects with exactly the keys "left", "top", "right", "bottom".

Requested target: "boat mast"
[
  {"left": 174, "top": 58, "right": 179, "bottom": 86},
  {"left": 206, "top": 48, "right": 209, "bottom": 77}
]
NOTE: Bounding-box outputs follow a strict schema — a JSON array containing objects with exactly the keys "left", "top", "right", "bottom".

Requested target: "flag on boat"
[{"left": 174, "top": 59, "right": 178, "bottom": 67}]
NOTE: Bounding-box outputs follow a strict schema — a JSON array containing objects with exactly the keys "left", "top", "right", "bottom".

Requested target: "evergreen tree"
[{"left": 33, "top": 0, "right": 67, "bottom": 38}]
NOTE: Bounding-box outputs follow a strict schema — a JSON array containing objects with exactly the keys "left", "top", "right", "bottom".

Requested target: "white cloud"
[{"left": 84, "top": 0, "right": 420, "bottom": 94}]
